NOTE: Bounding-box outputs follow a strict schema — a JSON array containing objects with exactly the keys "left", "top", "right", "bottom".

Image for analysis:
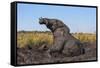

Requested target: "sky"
[{"left": 17, "top": 3, "right": 96, "bottom": 33}]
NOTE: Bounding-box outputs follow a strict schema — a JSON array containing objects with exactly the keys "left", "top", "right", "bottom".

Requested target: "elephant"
[{"left": 39, "top": 17, "right": 85, "bottom": 57}]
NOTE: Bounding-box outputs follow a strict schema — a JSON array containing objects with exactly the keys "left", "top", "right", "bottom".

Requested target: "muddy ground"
[{"left": 17, "top": 42, "right": 97, "bottom": 65}]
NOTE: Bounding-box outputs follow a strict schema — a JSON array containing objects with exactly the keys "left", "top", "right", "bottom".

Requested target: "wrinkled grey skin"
[{"left": 39, "top": 17, "right": 85, "bottom": 57}]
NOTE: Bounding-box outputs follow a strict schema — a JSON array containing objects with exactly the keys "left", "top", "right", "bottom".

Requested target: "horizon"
[{"left": 17, "top": 30, "right": 96, "bottom": 34}]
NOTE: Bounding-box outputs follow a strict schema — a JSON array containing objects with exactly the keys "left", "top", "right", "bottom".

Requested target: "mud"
[{"left": 17, "top": 42, "right": 97, "bottom": 65}]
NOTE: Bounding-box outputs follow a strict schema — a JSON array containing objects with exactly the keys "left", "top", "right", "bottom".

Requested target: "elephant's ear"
[
  {"left": 56, "top": 20, "right": 64, "bottom": 27},
  {"left": 53, "top": 22, "right": 57, "bottom": 26},
  {"left": 56, "top": 20, "right": 70, "bottom": 33}
]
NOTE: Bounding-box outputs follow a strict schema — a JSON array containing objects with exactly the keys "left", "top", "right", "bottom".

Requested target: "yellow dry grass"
[{"left": 17, "top": 31, "right": 96, "bottom": 48}]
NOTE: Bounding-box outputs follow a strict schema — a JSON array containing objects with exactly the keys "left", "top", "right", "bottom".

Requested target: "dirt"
[{"left": 17, "top": 42, "right": 97, "bottom": 65}]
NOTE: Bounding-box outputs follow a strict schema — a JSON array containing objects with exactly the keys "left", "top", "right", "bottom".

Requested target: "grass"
[{"left": 17, "top": 31, "right": 96, "bottom": 48}]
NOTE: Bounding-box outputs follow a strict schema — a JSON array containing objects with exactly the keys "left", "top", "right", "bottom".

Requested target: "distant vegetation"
[{"left": 17, "top": 31, "right": 96, "bottom": 48}]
